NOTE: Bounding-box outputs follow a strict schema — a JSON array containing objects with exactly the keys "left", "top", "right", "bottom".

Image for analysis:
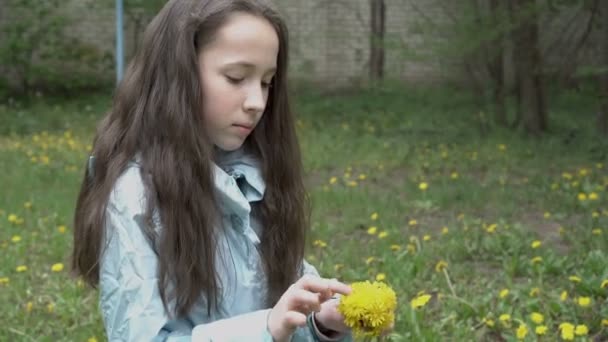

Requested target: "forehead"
[{"left": 201, "top": 12, "right": 279, "bottom": 70}]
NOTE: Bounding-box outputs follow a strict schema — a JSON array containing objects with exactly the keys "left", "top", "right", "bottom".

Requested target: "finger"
[
  {"left": 298, "top": 276, "right": 352, "bottom": 296},
  {"left": 284, "top": 310, "right": 308, "bottom": 328},
  {"left": 289, "top": 289, "right": 321, "bottom": 313}
]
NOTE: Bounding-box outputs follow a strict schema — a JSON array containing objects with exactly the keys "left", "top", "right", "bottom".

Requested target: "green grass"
[{"left": 1, "top": 85, "right": 607, "bottom": 341}]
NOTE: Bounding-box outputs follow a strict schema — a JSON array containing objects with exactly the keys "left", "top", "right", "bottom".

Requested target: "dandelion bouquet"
[{"left": 337, "top": 281, "right": 397, "bottom": 338}]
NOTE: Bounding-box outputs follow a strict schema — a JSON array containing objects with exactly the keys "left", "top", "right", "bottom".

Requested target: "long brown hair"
[{"left": 71, "top": 0, "right": 308, "bottom": 318}]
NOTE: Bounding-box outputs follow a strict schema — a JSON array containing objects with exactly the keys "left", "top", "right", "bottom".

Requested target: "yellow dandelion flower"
[
  {"left": 329, "top": 177, "right": 338, "bottom": 185},
  {"left": 601, "top": 279, "right": 608, "bottom": 289},
  {"left": 378, "top": 231, "right": 388, "bottom": 239},
  {"left": 419, "top": 182, "right": 428, "bottom": 191},
  {"left": 367, "top": 226, "right": 377, "bottom": 235},
  {"left": 23, "top": 201, "right": 32, "bottom": 209},
  {"left": 499, "top": 314, "right": 510, "bottom": 322},
  {"left": 441, "top": 227, "right": 449, "bottom": 235},
  {"left": 423, "top": 235, "right": 431, "bottom": 241},
  {"left": 562, "top": 172, "right": 573, "bottom": 180},
  {"left": 568, "top": 275, "right": 581, "bottom": 283},
  {"left": 365, "top": 257, "right": 375, "bottom": 265},
  {"left": 498, "top": 144, "right": 506, "bottom": 151},
  {"left": 589, "top": 192, "right": 599, "bottom": 200},
  {"left": 57, "top": 225, "right": 67, "bottom": 233},
  {"left": 347, "top": 180, "right": 358, "bottom": 187},
  {"left": 313, "top": 240, "right": 327, "bottom": 248},
  {"left": 531, "top": 256, "right": 542, "bottom": 264},
  {"left": 0, "top": 277, "right": 9, "bottom": 285},
  {"left": 516, "top": 324, "right": 528, "bottom": 340},
  {"left": 344, "top": 172, "right": 351, "bottom": 179},
  {"left": 559, "top": 322, "right": 575, "bottom": 340},
  {"left": 529, "top": 287, "right": 540, "bottom": 297},
  {"left": 16, "top": 265, "right": 27, "bottom": 272},
  {"left": 408, "top": 219, "right": 417, "bottom": 226},
  {"left": 592, "top": 228, "right": 602, "bottom": 235},
  {"left": 11, "top": 235, "right": 21, "bottom": 243},
  {"left": 482, "top": 318, "right": 495, "bottom": 327},
  {"left": 560, "top": 291, "right": 568, "bottom": 301},
  {"left": 406, "top": 243, "right": 416, "bottom": 254},
  {"left": 577, "top": 296, "right": 591, "bottom": 307},
  {"left": 88, "top": 337, "right": 98, "bottom": 342},
  {"left": 8, "top": 214, "right": 18, "bottom": 223},
  {"left": 578, "top": 193, "right": 587, "bottom": 201},
  {"left": 499, "top": 289, "right": 509, "bottom": 299},
  {"left": 375, "top": 273, "right": 386, "bottom": 281},
  {"left": 338, "top": 281, "right": 397, "bottom": 337},
  {"left": 602, "top": 319, "right": 608, "bottom": 326},
  {"left": 410, "top": 293, "right": 431, "bottom": 309},
  {"left": 486, "top": 223, "right": 497, "bottom": 233},
  {"left": 574, "top": 324, "right": 588, "bottom": 336},
  {"left": 390, "top": 244, "right": 401, "bottom": 251},
  {"left": 47, "top": 302, "right": 54, "bottom": 313},
  {"left": 531, "top": 240, "right": 541, "bottom": 248},
  {"left": 25, "top": 301, "right": 33, "bottom": 313},
  {"left": 370, "top": 212, "right": 378, "bottom": 221},
  {"left": 535, "top": 325, "right": 547, "bottom": 335},
  {"left": 530, "top": 312, "right": 544, "bottom": 324},
  {"left": 543, "top": 212, "right": 551, "bottom": 219},
  {"left": 51, "top": 263, "right": 64, "bottom": 272},
  {"left": 435, "top": 260, "right": 448, "bottom": 273},
  {"left": 592, "top": 211, "right": 600, "bottom": 218},
  {"left": 450, "top": 172, "right": 459, "bottom": 179},
  {"left": 358, "top": 174, "right": 366, "bottom": 180}
]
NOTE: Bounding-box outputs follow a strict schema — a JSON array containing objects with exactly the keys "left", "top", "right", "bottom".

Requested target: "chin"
[{"left": 216, "top": 141, "right": 244, "bottom": 152}]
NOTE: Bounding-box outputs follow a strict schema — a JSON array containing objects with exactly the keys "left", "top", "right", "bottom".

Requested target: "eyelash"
[{"left": 225, "top": 76, "right": 272, "bottom": 89}]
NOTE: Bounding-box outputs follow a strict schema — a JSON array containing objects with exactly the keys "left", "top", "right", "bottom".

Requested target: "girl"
[{"left": 71, "top": 0, "right": 353, "bottom": 341}]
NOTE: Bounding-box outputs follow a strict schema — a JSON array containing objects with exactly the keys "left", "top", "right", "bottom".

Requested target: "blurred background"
[{"left": 1, "top": 1, "right": 607, "bottom": 341}]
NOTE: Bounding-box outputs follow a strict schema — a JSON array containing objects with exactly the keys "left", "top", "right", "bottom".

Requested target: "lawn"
[{"left": 1, "top": 85, "right": 607, "bottom": 341}]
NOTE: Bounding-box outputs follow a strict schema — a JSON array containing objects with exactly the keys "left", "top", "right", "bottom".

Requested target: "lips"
[{"left": 232, "top": 123, "right": 254, "bottom": 135}]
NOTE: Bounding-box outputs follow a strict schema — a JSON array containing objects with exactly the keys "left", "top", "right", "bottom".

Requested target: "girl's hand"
[{"left": 267, "top": 275, "right": 351, "bottom": 342}]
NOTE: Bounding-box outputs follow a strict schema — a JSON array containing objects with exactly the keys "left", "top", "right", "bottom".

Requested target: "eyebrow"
[{"left": 223, "top": 61, "right": 276, "bottom": 74}]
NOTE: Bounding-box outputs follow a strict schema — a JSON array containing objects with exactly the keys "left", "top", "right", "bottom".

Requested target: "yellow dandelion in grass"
[
  {"left": 601, "top": 279, "right": 608, "bottom": 289},
  {"left": 450, "top": 172, "right": 459, "bottom": 180},
  {"left": 423, "top": 235, "right": 431, "bottom": 241},
  {"left": 498, "top": 144, "right": 506, "bottom": 151},
  {"left": 531, "top": 240, "right": 541, "bottom": 248},
  {"left": 589, "top": 192, "right": 599, "bottom": 200},
  {"left": 530, "top": 312, "right": 544, "bottom": 324},
  {"left": 16, "top": 265, "right": 27, "bottom": 272},
  {"left": 367, "top": 226, "right": 377, "bottom": 235},
  {"left": 57, "top": 225, "right": 67, "bottom": 233},
  {"left": 347, "top": 180, "right": 358, "bottom": 187},
  {"left": 543, "top": 212, "right": 551, "bottom": 219},
  {"left": 486, "top": 223, "right": 497, "bottom": 233},
  {"left": 408, "top": 219, "right": 417, "bottom": 226},
  {"left": 329, "top": 177, "right": 338, "bottom": 185},
  {"left": 602, "top": 319, "right": 608, "bottom": 326},
  {"left": 365, "top": 257, "right": 375, "bottom": 265},
  {"left": 88, "top": 337, "right": 98, "bottom": 342},
  {"left": 0, "top": 277, "right": 9, "bottom": 285},
  {"left": 11, "top": 235, "right": 22, "bottom": 243},
  {"left": 562, "top": 172, "right": 573, "bottom": 180},
  {"left": 25, "top": 301, "right": 33, "bottom": 313},
  {"left": 499, "top": 289, "right": 509, "bottom": 299},
  {"left": 577, "top": 296, "right": 591, "bottom": 307},
  {"left": 592, "top": 228, "right": 602, "bottom": 235},
  {"left": 338, "top": 281, "right": 397, "bottom": 337},
  {"left": 575, "top": 324, "right": 588, "bottom": 336},
  {"left": 499, "top": 314, "right": 511, "bottom": 326},
  {"left": 435, "top": 260, "right": 448, "bottom": 273},
  {"left": 516, "top": 324, "right": 528, "bottom": 340},
  {"left": 529, "top": 287, "right": 540, "bottom": 297},
  {"left": 559, "top": 322, "right": 575, "bottom": 340},
  {"left": 51, "top": 263, "right": 64, "bottom": 272},
  {"left": 370, "top": 212, "right": 378, "bottom": 221},
  {"left": 531, "top": 256, "right": 542, "bottom": 264},
  {"left": 358, "top": 174, "right": 367, "bottom": 180},
  {"left": 482, "top": 317, "right": 495, "bottom": 327},
  {"left": 378, "top": 231, "right": 388, "bottom": 239},
  {"left": 535, "top": 325, "right": 547, "bottom": 335},
  {"left": 560, "top": 291, "right": 568, "bottom": 301},
  {"left": 8, "top": 214, "right": 18, "bottom": 223},
  {"left": 406, "top": 243, "right": 416, "bottom": 254},
  {"left": 441, "top": 226, "right": 449, "bottom": 235},
  {"left": 313, "top": 240, "right": 327, "bottom": 248},
  {"left": 568, "top": 275, "right": 581, "bottom": 283},
  {"left": 410, "top": 293, "right": 431, "bottom": 309},
  {"left": 23, "top": 201, "right": 32, "bottom": 209},
  {"left": 418, "top": 182, "right": 428, "bottom": 191},
  {"left": 375, "top": 273, "right": 386, "bottom": 281},
  {"left": 390, "top": 244, "right": 401, "bottom": 251},
  {"left": 579, "top": 168, "right": 589, "bottom": 177},
  {"left": 578, "top": 193, "right": 587, "bottom": 201},
  {"left": 593, "top": 211, "right": 600, "bottom": 218},
  {"left": 47, "top": 302, "right": 54, "bottom": 313}
]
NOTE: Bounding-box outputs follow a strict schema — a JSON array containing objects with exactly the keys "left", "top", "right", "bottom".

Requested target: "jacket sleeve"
[{"left": 99, "top": 167, "right": 276, "bottom": 342}]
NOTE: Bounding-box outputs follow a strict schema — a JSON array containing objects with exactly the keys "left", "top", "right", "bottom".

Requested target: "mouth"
[{"left": 232, "top": 123, "right": 254, "bottom": 135}]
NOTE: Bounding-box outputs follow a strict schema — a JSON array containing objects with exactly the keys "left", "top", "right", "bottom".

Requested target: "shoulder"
[{"left": 107, "top": 161, "right": 147, "bottom": 216}]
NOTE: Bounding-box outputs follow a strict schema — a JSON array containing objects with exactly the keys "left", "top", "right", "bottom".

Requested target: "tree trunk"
[
  {"left": 488, "top": 0, "right": 507, "bottom": 126},
  {"left": 510, "top": 0, "right": 548, "bottom": 135},
  {"left": 599, "top": 0, "right": 608, "bottom": 136},
  {"left": 369, "top": 0, "right": 385, "bottom": 82}
]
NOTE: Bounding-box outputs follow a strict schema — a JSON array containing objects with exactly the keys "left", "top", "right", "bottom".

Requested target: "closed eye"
[{"left": 225, "top": 76, "right": 244, "bottom": 84}]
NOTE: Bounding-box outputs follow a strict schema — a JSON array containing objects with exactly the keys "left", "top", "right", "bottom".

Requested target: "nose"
[{"left": 243, "top": 83, "right": 266, "bottom": 115}]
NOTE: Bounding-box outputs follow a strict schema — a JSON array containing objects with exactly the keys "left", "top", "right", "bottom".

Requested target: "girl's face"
[{"left": 198, "top": 13, "right": 279, "bottom": 151}]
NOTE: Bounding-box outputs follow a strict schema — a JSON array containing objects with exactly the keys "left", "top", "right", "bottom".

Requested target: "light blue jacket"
[{"left": 97, "top": 149, "right": 352, "bottom": 341}]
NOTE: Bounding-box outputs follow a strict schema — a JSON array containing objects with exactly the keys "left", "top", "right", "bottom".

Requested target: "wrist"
[{"left": 312, "top": 312, "right": 339, "bottom": 337}]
